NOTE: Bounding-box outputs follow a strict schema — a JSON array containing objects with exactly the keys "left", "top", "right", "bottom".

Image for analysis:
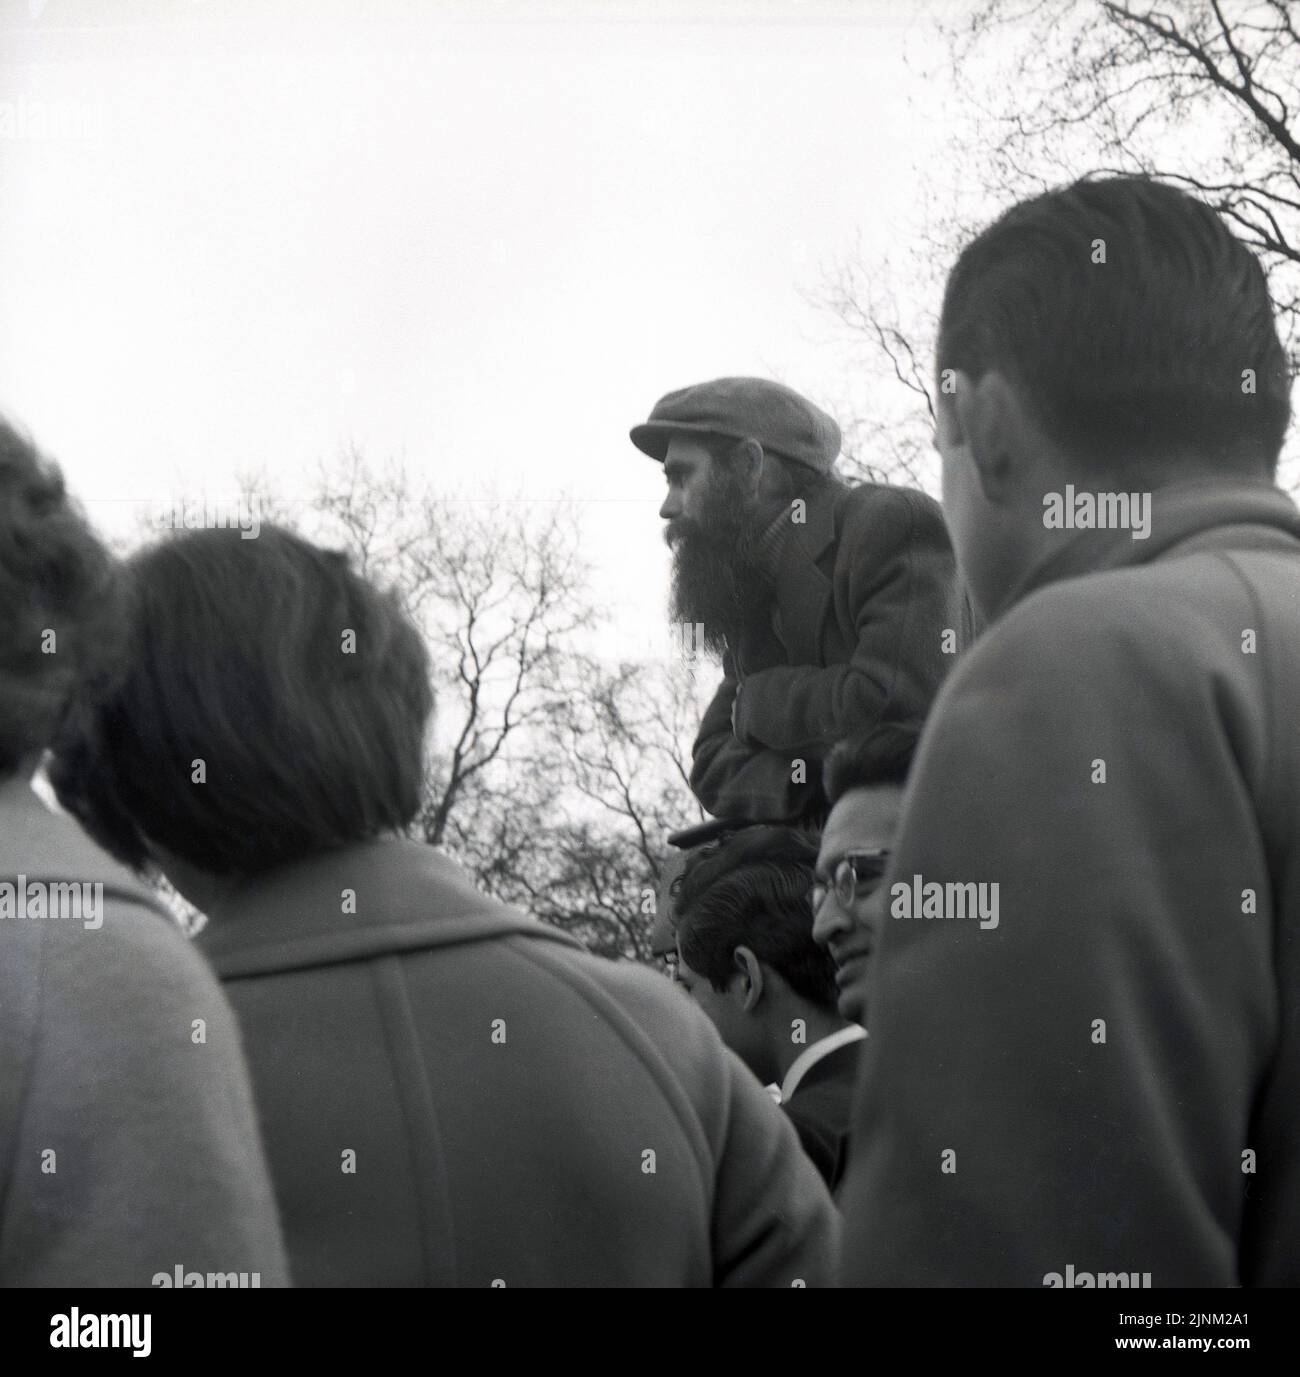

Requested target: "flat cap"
[{"left": 630, "top": 376, "right": 841, "bottom": 473}]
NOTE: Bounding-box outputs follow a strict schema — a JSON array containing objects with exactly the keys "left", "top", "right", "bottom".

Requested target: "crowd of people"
[{"left": 1, "top": 172, "right": 1296, "bottom": 1287}]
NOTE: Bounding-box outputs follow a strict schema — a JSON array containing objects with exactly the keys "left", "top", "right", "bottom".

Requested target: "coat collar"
[
  {"left": 0, "top": 772, "right": 154, "bottom": 896},
  {"left": 196, "top": 836, "right": 584, "bottom": 979},
  {"left": 788, "top": 482, "right": 841, "bottom": 564},
  {"left": 999, "top": 478, "right": 1300, "bottom": 618}
]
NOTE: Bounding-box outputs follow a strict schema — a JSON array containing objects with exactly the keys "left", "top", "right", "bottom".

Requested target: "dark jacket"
[
  {"left": 782, "top": 1039, "right": 863, "bottom": 1195},
  {"left": 0, "top": 775, "right": 288, "bottom": 1287},
  {"left": 197, "top": 837, "right": 839, "bottom": 1287},
  {"left": 691, "top": 481, "right": 973, "bottom": 823},
  {"left": 841, "top": 480, "right": 1300, "bottom": 1287}
]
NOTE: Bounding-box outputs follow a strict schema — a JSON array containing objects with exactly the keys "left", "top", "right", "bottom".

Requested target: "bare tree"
[
  {"left": 951, "top": 0, "right": 1300, "bottom": 361},
  {"left": 131, "top": 450, "right": 700, "bottom": 964},
  {"left": 558, "top": 656, "right": 705, "bottom": 883},
  {"left": 446, "top": 655, "right": 705, "bottom": 962},
  {"left": 306, "top": 451, "right": 698, "bottom": 963},
  {"left": 307, "top": 450, "right": 593, "bottom": 849},
  {"left": 494, "top": 817, "right": 664, "bottom": 963},
  {"left": 812, "top": 234, "right": 946, "bottom": 494},
  {"left": 819, "top": 0, "right": 1300, "bottom": 487}
]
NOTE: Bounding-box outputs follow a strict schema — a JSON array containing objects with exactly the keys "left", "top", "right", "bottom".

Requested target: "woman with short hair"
[{"left": 54, "top": 521, "right": 838, "bottom": 1288}]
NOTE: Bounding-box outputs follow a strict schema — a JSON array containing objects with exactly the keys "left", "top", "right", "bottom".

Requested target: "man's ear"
[
  {"left": 952, "top": 370, "right": 1036, "bottom": 503},
  {"left": 730, "top": 438, "right": 765, "bottom": 496},
  {"left": 733, "top": 945, "right": 765, "bottom": 1011}
]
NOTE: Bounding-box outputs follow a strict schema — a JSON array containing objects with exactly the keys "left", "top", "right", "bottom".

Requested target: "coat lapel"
[{"left": 773, "top": 487, "right": 839, "bottom": 665}]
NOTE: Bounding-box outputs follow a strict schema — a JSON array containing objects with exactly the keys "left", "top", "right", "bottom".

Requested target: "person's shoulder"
[
  {"left": 46, "top": 881, "right": 230, "bottom": 1033},
  {"left": 0, "top": 790, "right": 205, "bottom": 1001},
  {"left": 837, "top": 479, "right": 944, "bottom": 526},
  {"left": 582, "top": 952, "right": 703, "bottom": 1030},
  {"left": 13, "top": 859, "right": 245, "bottom": 1125},
  {"left": 498, "top": 938, "right": 749, "bottom": 1147},
  {"left": 951, "top": 562, "right": 1223, "bottom": 708},
  {"left": 1003, "top": 558, "right": 1227, "bottom": 651},
  {"left": 832, "top": 481, "right": 951, "bottom": 562},
  {"left": 506, "top": 939, "right": 735, "bottom": 1085},
  {"left": 520, "top": 939, "right": 711, "bottom": 1045}
]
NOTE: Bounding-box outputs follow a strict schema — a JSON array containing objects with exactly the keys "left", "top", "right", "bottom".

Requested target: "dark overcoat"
[{"left": 691, "top": 481, "right": 974, "bottom": 822}]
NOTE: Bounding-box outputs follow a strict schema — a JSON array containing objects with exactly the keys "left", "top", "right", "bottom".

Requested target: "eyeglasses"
[{"left": 811, "top": 849, "right": 891, "bottom": 914}]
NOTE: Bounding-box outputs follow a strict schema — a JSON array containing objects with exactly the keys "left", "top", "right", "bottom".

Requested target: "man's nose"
[
  {"left": 812, "top": 897, "right": 851, "bottom": 948},
  {"left": 659, "top": 492, "right": 680, "bottom": 522}
]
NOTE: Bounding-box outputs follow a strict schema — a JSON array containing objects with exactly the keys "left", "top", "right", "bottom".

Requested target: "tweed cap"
[{"left": 630, "top": 377, "right": 841, "bottom": 472}]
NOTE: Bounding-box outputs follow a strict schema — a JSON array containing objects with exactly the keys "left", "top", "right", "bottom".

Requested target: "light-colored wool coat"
[
  {"left": 0, "top": 776, "right": 288, "bottom": 1286},
  {"left": 842, "top": 480, "right": 1300, "bottom": 1288}
]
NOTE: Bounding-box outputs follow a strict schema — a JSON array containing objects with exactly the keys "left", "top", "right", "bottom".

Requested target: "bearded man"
[{"left": 632, "top": 376, "right": 973, "bottom": 824}]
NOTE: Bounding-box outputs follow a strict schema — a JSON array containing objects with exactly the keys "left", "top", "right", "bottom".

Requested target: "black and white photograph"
[{"left": 0, "top": 0, "right": 1294, "bottom": 1345}]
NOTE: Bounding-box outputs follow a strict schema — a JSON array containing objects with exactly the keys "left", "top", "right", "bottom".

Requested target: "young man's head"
[
  {"left": 630, "top": 378, "right": 843, "bottom": 656},
  {"left": 935, "top": 175, "right": 1293, "bottom": 620},
  {"left": 0, "top": 419, "right": 120, "bottom": 784},
  {"left": 813, "top": 722, "right": 918, "bottom": 1023},
  {"left": 51, "top": 524, "right": 433, "bottom": 906},
  {"left": 673, "top": 825, "right": 842, "bottom": 1086}
]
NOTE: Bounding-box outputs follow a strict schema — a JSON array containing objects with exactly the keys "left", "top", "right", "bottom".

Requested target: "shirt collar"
[{"left": 780, "top": 1024, "right": 866, "bottom": 1102}]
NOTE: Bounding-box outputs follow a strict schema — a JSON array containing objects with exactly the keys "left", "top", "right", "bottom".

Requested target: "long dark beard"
[{"left": 666, "top": 471, "right": 774, "bottom": 660}]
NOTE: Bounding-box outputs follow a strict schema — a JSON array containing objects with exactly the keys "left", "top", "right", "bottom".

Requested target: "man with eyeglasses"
[{"left": 811, "top": 724, "right": 917, "bottom": 1024}]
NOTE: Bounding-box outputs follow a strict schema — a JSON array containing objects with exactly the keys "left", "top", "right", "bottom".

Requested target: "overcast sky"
[{"left": 0, "top": 0, "right": 983, "bottom": 657}]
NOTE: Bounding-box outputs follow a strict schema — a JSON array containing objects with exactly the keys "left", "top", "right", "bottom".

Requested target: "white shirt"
[
  {"left": 29, "top": 754, "right": 66, "bottom": 816},
  {"left": 779, "top": 1025, "right": 867, "bottom": 1103}
]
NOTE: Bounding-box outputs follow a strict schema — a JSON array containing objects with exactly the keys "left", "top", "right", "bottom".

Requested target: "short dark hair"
[
  {"left": 51, "top": 524, "right": 434, "bottom": 876},
  {"left": 822, "top": 721, "right": 919, "bottom": 807},
  {"left": 675, "top": 825, "right": 836, "bottom": 1007},
  {"left": 938, "top": 175, "right": 1293, "bottom": 476},
  {"left": 0, "top": 419, "right": 121, "bottom": 776}
]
